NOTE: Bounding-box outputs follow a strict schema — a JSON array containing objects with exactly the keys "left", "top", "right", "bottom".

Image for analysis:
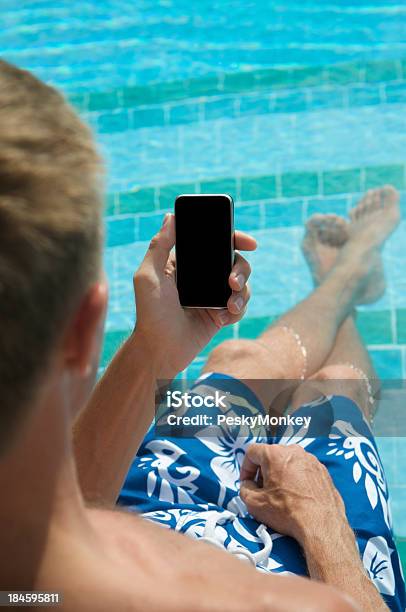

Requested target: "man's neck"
[{"left": 0, "top": 375, "right": 95, "bottom": 589}]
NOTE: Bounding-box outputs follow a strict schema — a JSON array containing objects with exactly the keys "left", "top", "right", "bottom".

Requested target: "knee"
[
  {"left": 311, "top": 364, "right": 365, "bottom": 382},
  {"left": 208, "top": 339, "right": 261, "bottom": 366}
]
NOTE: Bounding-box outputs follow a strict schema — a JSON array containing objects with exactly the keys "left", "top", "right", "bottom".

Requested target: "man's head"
[{"left": 0, "top": 60, "right": 107, "bottom": 454}]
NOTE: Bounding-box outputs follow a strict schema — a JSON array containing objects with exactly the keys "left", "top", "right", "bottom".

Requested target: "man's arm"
[
  {"left": 73, "top": 214, "right": 255, "bottom": 506},
  {"left": 301, "top": 521, "right": 388, "bottom": 611},
  {"left": 240, "top": 444, "right": 388, "bottom": 612},
  {"left": 73, "top": 331, "right": 159, "bottom": 507}
]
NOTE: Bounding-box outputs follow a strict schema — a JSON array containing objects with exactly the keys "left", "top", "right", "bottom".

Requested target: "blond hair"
[{"left": 0, "top": 60, "right": 103, "bottom": 451}]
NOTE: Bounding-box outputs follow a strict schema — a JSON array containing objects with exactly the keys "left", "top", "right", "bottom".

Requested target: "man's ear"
[{"left": 63, "top": 282, "right": 108, "bottom": 376}]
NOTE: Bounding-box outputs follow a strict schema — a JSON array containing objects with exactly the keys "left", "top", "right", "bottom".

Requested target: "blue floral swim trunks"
[{"left": 119, "top": 373, "right": 405, "bottom": 611}]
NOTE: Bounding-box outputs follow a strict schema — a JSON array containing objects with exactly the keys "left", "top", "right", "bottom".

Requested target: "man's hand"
[
  {"left": 240, "top": 444, "right": 389, "bottom": 611},
  {"left": 239, "top": 443, "right": 346, "bottom": 544},
  {"left": 133, "top": 213, "right": 256, "bottom": 378}
]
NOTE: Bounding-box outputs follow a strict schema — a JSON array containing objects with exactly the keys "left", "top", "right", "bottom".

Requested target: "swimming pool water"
[{"left": 2, "top": 1, "right": 406, "bottom": 536}]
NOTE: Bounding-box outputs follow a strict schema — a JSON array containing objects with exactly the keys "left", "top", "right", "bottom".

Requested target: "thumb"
[
  {"left": 142, "top": 213, "right": 175, "bottom": 274},
  {"left": 239, "top": 479, "right": 260, "bottom": 500}
]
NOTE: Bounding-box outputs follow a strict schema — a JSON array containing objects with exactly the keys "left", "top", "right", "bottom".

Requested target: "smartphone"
[{"left": 175, "top": 194, "right": 234, "bottom": 308}]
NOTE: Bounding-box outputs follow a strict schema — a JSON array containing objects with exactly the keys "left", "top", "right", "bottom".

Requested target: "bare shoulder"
[{"left": 81, "top": 507, "right": 357, "bottom": 612}]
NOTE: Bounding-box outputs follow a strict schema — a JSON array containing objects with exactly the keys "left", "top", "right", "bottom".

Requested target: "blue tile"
[
  {"left": 394, "top": 437, "right": 406, "bottom": 486},
  {"left": 132, "top": 107, "right": 165, "bottom": 129},
  {"left": 239, "top": 94, "right": 270, "bottom": 116},
  {"left": 385, "top": 83, "right": 406, "bottom": 104},
  {"left": 106, "top": 218, "right": 135, "bottom": 247},
  {"left": 204, "top": 97, "right": 236, "bottom": 121},
  {"left": 98, "top": 111, "right": 129, "bottom": 133},
  {"left": 310, "top": 87, "right": 345, "bottom": 110},
  {"left": 139, "top": 213, "right": 165, "bottom": 241},
  {"left": 235, "top": 204, "right": 263, "bottom": 231},
  {"left": 170, "top": 102, "right": 200, "bottom": 125},
  {"left": 369, "top": 349, "right": 402, "bottom": 379},
  {"left": 185, "top": 359, "right": 204, "bottom": 382},
  {"left": 264, "top": 200, "right": 303, "bottom": 227},
  {"left": 348, "top": 84, "right": 381, "bottom": 107},
  {"left": 389, "top": 486, "right": 406, "bottom": 536},
  {"left": 307, "top": 196, "right": 349, "bottom": 218},
  {"left": 273, "top": 90, "right": 307, "bottom": 113}
]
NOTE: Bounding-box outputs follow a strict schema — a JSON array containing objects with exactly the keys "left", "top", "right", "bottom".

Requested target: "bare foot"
[
  {"left": 302, "top": 214, "right": 349, "bottom": 284},
  {"left": 349, "top": 185, "right": 400, "bottom": 248},
  {"left": 301, "top": 186, "right": 400, "bottom": 304},
  {"left": 343, "top": 185, "right": 401, "bottom": 303}
]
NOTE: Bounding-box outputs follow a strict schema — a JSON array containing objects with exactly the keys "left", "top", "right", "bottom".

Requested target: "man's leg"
[
  {"left": 203, "top": 186, "right": 400, "bottom": 410},
  {"left": 291, "top": 315, "right": 377, "bottom": 420}
]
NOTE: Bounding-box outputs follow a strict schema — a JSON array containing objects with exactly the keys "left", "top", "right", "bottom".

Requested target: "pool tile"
[
  {"left": 170, "top": 102, "right": 200, "bottom": 125},
  {"left": 365, "top": 164, "right": 404, "bottom": 190},
  {"left": 68, "top": 93, "right": 88, "bottom": 112},
  {"left": 239, "top": 316, "right": 276, "bottom": 338},
  {"left": 139, "top": 213, "right": 165, "bottom": 241},
  {"left": 357, "top": 310, "right": 392, "bottom": 345},
  {"left": 253, "top": 67, "right": 294, "bottom": 89},
  {"left": 348, "top": 84, "right": 381, "bottom": 107},
  {"left": 264, "top": 200, "right": 303, "bottom": 227},
  {"left": 185, "top": 360, "right": 204, "bottom": 381},
  {"left": 204, "top": 97, "right": 236, "bottom": 121},
  {"left": 185, "top": 75, "right": 220, "bottom": 98},
  {"left": 239, "top": 94, "right": 271, "bottom": 116},
  {"left": 240, "top": 175, "right": 277, "bottom": 201},
  {"left": 236, "top": 204, "right": 263, "bottom": 231},
  {"left": 322, "top": 169, "right": 361, "bottom": 195},
  {"left": 385, "top": 83, "right": 406, "bottom": 104},
  {"left": 132, "top": 107, "right": 165, "bottom": 129},
  {"left": 396, "top": 309, "right": 406, "bottom": 343},
  {"left": 118, "top": 189, "right": 155, "bottom": 214},
  {"left": 122, "top": 85, "right": 152, "bottom": 107},
  {"left": 101, "top": 330, "right": 129, "bottom": 367},
  {"left": 327, "top": 63, "right": 362, "bottom": 85},
  {"left": 199, "top": 326, "right": 234, "bottom": 357},
  {"left": 369, "top": 349, "right": 402, "bottom": 380},
  {"left": 273, "top": 90, "right": 307, "bottom": 113},
  {"left": 309, "top": 87, "right": 345, "bottom": 110},
  {"left": 307, "top": 196, "right": 349, "bottom": 217},
  {"left": 364, "top": 59, "right": 399, "bottom": 83},
  {"left": 106, "top": 217, "right": 135, "bottom": 247},
  {"left": 98, "top": 110, "right": 129, "bottom": 133},
  {"left": 158, "top": 182, "right": 197, "bottom": 209},
  {"left": 88, "top": 90, "right": 119, "bottom": 112},
  {"left": 105, "top": 193, "right": 117, "bottom": 216},
  {"left": 390, "top": 487, "right": 406, "bottom": 537},
  {"left": 223, "top": 71, "right": 256, "bottom": 94},
  {"left": 200, "top": 177, "right": 237, "bottom": 196},
  {"left": 281, "top": 171, "right": 319, "bottom": 198}
]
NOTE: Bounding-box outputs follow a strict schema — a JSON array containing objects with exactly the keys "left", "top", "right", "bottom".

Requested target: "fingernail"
[
  {"left": 235, "top": 273, "right": 245, "bottom": 290},
  {"left": 219, "top": 312, "right": 230, "bottom": 326},
  {"left": 233, "top": 296, "right": 244, "bottom": 312},
  {"left": 161, "top": 213, "right": 170, "bottom": 229}
]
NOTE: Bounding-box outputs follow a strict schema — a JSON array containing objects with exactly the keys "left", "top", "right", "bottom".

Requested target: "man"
[{"left": 0, "top": 59, "right": 400, "bottom": 611}]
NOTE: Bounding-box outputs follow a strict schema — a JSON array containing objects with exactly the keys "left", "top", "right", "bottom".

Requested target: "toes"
[
  {"left": 305, "top": 214, "right": 349, "bottom": 246},
  {"left": 381, "top": 185, "right": 400, "bottom": 206},
  {"left": 350, "top": 185, "right": 400, "bottom": 223}
]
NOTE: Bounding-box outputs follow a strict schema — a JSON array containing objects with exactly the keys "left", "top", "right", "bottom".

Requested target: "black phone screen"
[{"left": 175, "top": 194, "right": 234, "bottom": 308}]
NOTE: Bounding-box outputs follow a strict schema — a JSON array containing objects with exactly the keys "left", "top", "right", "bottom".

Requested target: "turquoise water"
[{"left": 2, "top": 1, "right": 406, "bottom": 534}]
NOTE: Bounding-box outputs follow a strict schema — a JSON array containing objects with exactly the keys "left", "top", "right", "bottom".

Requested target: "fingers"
[
  {"left": 229, "top": 252, "right": 251, "bottom": 292},
  {"left": 234, "top": 231, "right": 257, "bottom": 252},
  {"left": 227, "top": 284, "right": 250, "bottom": 316},
  {"left": 239, "top": 478, "right": 260, "bottom": 503},
  {"left": 140, "top": 213, "right": 175, "bottom": 275},
  {"left": 240, "top": 443, "right": 267, "bottom": 481}
]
